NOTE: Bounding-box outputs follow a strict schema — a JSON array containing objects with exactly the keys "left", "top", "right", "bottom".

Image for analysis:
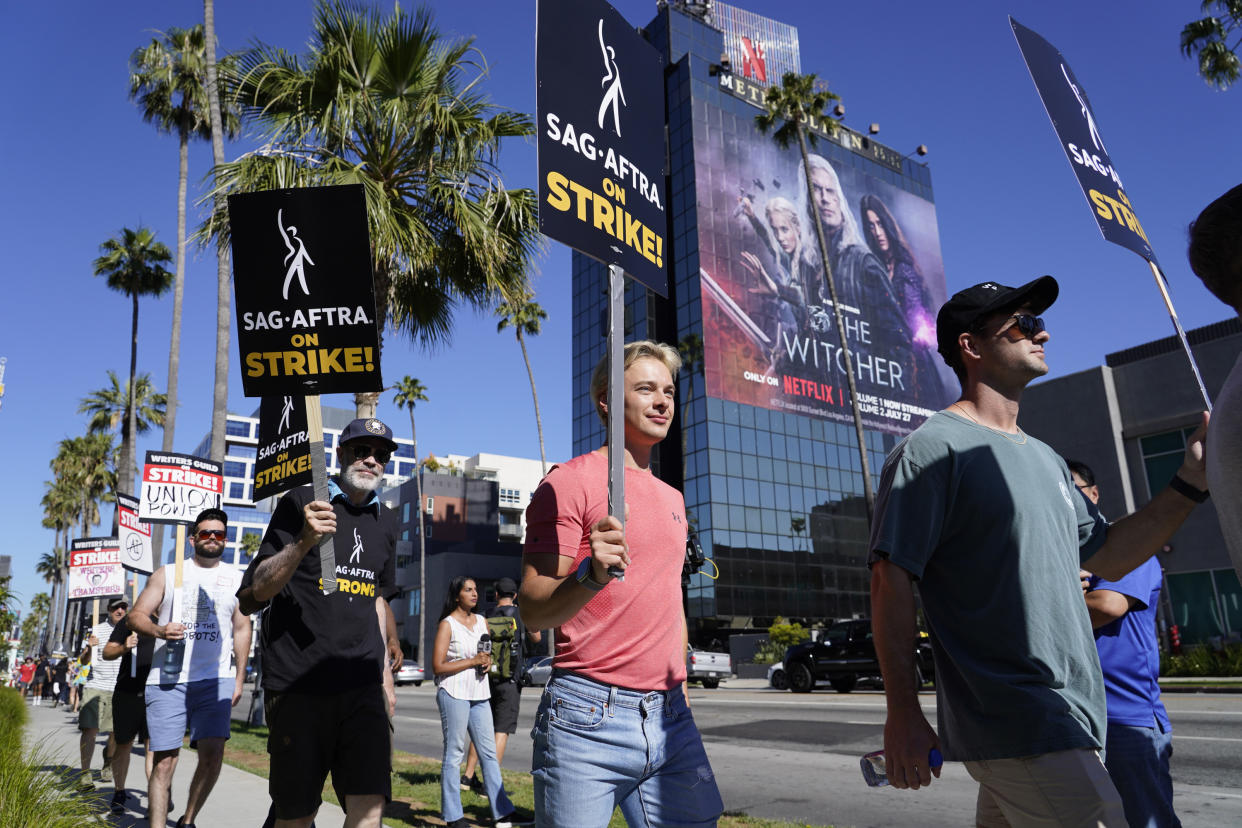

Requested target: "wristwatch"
[
  {"left": 575, "top": 558, "right": 609, "bottom": 592},
  {"left": 1168, "top": 474, "right": 1209, "bottom": 503}
]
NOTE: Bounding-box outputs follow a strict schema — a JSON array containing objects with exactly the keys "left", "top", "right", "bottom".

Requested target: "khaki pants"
[{"left": 964, "top": 748, "right": 1127, "bottom": 828}]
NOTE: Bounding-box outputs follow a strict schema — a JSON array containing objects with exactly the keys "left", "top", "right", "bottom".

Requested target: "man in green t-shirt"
[{"left": 869, "top": 277, "right": 1208, "bottom": 826}]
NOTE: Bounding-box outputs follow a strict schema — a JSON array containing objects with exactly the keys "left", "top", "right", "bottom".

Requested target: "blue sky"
[{"left": 2, "top": 0, "right": 1238, "bottom": 616}]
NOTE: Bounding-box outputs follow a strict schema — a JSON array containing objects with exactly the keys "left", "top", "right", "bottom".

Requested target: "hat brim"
[{"left": 976, "top": 275, "right": 1059, "bottom": 321}]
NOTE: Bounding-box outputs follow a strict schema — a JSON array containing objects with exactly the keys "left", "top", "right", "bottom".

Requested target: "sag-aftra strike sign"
[
  {"left": 228, "top": 184, "right": 382, "bottom": 396},
  {"left": 537, "top": 0, "right": 667, "bottom": 296},
  {"left": 1011, "top": 18, "right": 1156, "bottom": 265},
  {"left": 253, "top": 394, "right": 313, "bottom": 501},
  {"left": 138, "top": 452, "right": 223, "bottom": 525}
]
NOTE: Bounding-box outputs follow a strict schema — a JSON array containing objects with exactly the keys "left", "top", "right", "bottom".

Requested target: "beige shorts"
[
  {"left": 964, "top": 748, "right": 1127, "bottom": 828},
  {"left": 78, "top": 688, "right": 114, "bottom": 732}
]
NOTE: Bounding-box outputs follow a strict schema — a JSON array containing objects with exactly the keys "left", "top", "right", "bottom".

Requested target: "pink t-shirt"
[{"left": 523, "top": 451, "right": 687, "bottom": 691}]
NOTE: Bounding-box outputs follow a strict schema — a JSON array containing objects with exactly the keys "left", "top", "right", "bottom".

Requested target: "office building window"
[
  {"left": 223, "top": 460, "right": 247, "bottom": 479},
  {"left": 226, "top": 420, "right": 251, "bottom": 438},
  {"left": 1140, "top": 426, "right": 1199, "bottom": 498},
  {"left": 229, "top": 482, "right": 246, "bottom": 500}
]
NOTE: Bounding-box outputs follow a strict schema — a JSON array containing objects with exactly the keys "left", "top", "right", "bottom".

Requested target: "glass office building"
[{"left": 571, "top": 2, "right": 954, "bottom": 635}]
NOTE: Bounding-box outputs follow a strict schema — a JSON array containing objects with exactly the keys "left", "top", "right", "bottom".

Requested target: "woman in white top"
[{"left": 433, "top": 576, "right": 521, "bottom": 828}]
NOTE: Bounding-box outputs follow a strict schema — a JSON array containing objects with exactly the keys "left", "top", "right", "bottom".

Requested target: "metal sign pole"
[
  {"left": 304, "top": 395, "right": 338, "bottom": 594},
  {"left": 1148, "top": 260, "right": 1213, "bottom": 412},
  {"left": 606, "top": 264, "right": 626, "bottom": 581}
]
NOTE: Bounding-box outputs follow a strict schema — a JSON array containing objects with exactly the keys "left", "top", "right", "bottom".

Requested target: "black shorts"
[
  {"left": 264, "top": 685, "right": 391, "bottom": 820},
  {"left": 113, "top": 690, "right": 149, "bottom": 744},
  {"left": 489, "top": 680, "right": 522, "bottom": 734}
]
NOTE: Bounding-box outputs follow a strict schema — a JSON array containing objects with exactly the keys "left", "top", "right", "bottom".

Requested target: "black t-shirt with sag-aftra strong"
[{"left": 240, "top": 484, "right": 397, "bottom": 694}]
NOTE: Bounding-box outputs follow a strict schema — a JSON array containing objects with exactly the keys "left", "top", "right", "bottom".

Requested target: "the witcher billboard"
[{"left": 696, "top": 101, "right": 956, "bottom": 435}]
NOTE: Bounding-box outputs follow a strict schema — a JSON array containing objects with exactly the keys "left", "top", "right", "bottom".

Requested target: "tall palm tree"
[
  {"left": 756, "top": 72, "right": 874, "bottom": 524},
  {"left": 93, "top": 228, "right": 174, "bottom": 494},
  {"left": 205, "top": 0, "right": 541, "bottom": 420},
  {"left": 392, "top": 376, "right": 428, "bottom": 660},
  {"left": 203, "top": 0, "right": 234, "bottom": 465},
  {"left": 41, "top": 479, "right": 79, "bottom": 646},
  {"left": 129, "top": 24, "right": 240, "bottom": 475},
  {"left": 497, "top": 294, "right": 549, "bottom": 476},
  {"left": 29, "top": 592, "right": 52, "bottom": 652},
  {"left": 35, "top": 552, "right": 63, "bottom": 650},
  {"left": 1182, "top": 1, "right": 1242, "bottom": 89},
  {"left": 79, "top": 372, "right": 168, "bottom": 473},
  {"left": 51, "top": 434, "right": 117, "bottom": 538}
]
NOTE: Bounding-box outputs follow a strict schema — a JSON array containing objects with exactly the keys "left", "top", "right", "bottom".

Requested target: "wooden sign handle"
[
  {"left": 174, "top": 524, "right": 186, "bottom": 589},
  {"left": 305, "top": 395, "right": 338, "bottom": 595}
]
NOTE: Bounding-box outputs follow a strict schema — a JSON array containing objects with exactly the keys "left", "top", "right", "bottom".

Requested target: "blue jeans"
[
  {"left": 436, "top": 688, "right": 514, "bottom": 822},
  {"left": 1104, "top": 722, "right": 1181, "bottom": 828},
  {"left": 531, "top": 671, "right": 723, "bottom": 828}
]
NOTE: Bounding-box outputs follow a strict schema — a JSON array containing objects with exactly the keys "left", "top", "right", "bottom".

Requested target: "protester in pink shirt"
[{"left": 520, "top": 340, "right": 723, "bottom": 828}]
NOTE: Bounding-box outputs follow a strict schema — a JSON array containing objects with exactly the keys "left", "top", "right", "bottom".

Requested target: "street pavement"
[
  {"left": 375, "top": 679, "right": 1242, "bottom": 828},
  {"left": 24, "top": 698, "right": 348, "bottom": 827}
]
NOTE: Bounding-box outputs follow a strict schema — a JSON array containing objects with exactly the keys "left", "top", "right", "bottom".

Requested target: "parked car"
[
  {"left": 782, "top": 618, "right": 934, "bottom": 694},
  {"left": 767, "top": 661, "right": 788, "bottom": 691},
  {"left": 686, "top": 649, "right": 731, "bottom": 689},
  {"left": 522, "top": 656, "right": 553, "bottom": 687},
  {"left": 395, "top": 661, "right": 425, "bottom": 686}
]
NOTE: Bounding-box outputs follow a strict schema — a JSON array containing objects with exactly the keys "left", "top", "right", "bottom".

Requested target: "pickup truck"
[
  {"left": 686, "top": 649, "right": 731, "bottom": 689},
  {"left": 782, "top": 618, "right": 934, "bottom": 693}
]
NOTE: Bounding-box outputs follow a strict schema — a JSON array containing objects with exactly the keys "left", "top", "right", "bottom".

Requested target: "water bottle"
[
  {"left": 161, "top": 637, "right": 185, "bottom": 680},
  {"left": 860, "top": 748, "right": 943, "bottom": 787}
]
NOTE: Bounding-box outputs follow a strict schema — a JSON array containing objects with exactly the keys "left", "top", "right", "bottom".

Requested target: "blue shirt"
[
  {"left": 327, "top": 478, "right": 380, "bottom": 513},
  {"left": 1090, "top": 557, "right": 1171, "bottom": 730}
]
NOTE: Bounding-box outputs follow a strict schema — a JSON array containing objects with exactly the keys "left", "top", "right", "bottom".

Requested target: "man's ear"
[{"left": 957, "top": 331, "right": 982, "bottom": 362}]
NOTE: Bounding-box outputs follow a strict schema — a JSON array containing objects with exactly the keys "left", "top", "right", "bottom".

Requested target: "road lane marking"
[
  {"left": 394, "top": 715, "right": 442, "bottom": 726},
  {"left": 1173, "top": 735, "right": 1242, "bottom": 743}
]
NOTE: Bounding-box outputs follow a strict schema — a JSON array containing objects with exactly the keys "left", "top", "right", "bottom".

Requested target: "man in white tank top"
[{"left": 129, "top": 508, "right": 251, "bottom": 828}]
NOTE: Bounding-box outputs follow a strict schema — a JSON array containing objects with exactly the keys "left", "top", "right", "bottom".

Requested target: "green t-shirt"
[{"left": 869, "top": 410, "right": 1108, "bottom": 761}]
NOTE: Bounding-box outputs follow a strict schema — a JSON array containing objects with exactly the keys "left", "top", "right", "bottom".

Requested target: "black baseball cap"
[
  {"left": 338, "top": 418, "right": 399, "bottom": 452},
  {"left": 936, "top": 276, "right": 1059, "bottom": 364},
  {"left": 495, "top": 577, "right": 518, "bottom": 596},
  {"left": 107, "top": 598, "right": 129, "bottom": 611}
]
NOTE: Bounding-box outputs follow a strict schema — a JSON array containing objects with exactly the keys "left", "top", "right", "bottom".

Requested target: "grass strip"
[{"left": 224, "top": 722, "right": 831, "bottom": 827}]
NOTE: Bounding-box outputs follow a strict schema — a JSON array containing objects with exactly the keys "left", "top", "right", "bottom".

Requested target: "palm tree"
[
  {"left": 203, "top": 0, "right": 233, "bottom": 463},
  {"left": 79, "top": 372, "right": 168, "bottom": 477},
  {"left": 392, "top": 376, "right": 429, "bottom": 660},
  {"left": 1182, "top": 1, "right": 1242, "bottom": 89},
  {"left": 35, "top": 552, "right": 63, "bottom": 650},
  {"left": 93, "top": 227, "right": 174, "bottom": 494},
  {"left": 51, "top": 434, "right": 117, "bottom": 538},
  {"left": 129, "top": 24, "right": 240, "bottom": 476},
  {"left": 29, "top": 592, "right": 52, "bottom": 653},
  {"left": 206, "top": 0, "right": 541, "bottom": 420},
  {"left": 677, "top": 333, "right": 704, "bottom": 470},
  {"left": 41, "top": 479, "right": 79, "bottom": 647},
  {"left": 497, "top": 294, "right": 549, "bottom": 476},
  {"left": 756, "top": 72, "right": 874, "bottom": 524},
  {"left": 240, "top": 531, "right": 262, "bottom": 559}
]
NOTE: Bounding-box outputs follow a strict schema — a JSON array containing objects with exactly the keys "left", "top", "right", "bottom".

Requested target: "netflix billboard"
[{"left": 695, "top": 85, "right": 956, "bottom": 435}]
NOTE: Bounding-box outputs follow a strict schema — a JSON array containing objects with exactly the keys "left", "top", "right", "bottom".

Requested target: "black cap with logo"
[
  {"left": 338, "top": 418, "right": 399, "bottom": 452},
  {"left": 936, "top": 276, "right": 1059, "bottom": 365}
]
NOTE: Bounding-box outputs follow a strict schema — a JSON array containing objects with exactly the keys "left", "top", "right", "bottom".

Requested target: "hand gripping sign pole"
[{"left": 1012, "top": 18, "right": 1211, "bottom": 411}]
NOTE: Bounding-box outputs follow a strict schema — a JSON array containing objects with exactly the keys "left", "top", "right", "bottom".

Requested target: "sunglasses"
[
  {"left": 196, "top": 529, "right": 227, "bottom": 541},
  {"left": 1001, "top": 314, "right": 1046, "bottom": 339},
  {"left": 349, "top": 444, "right": 391, "bottom": 465}
]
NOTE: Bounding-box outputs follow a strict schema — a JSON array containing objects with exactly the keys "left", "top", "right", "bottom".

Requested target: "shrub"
[
  {"left": 1161, "top": 642, "right": 1242, "bottom": 677},
  {"left": 0, "top": 687, "right": 110, "bottom": 826},
  {"left": 768, "top": 617, "right": 810, "bottom": 650}
]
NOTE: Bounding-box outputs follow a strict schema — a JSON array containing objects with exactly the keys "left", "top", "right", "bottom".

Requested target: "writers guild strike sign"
[
  {"left": 138, "top": 451, "right": 223, "bottom": 525},
  {"left": 68, "top": 537, "right": 124, "bottom": 600},
  {"left": 254, "top": 394, "right": 313, "bottom": 502},
  {"left": 1011, "top": 18, "right": 1157, "bottom": 266},
  {"left": 228, "top": 184, "right": 383, "bottom": 396},
  {"left": 537, "top": 0, "right": 668, "bottom": 296},
  {"left": 117, "top": 492, "right": 155, "bottom": 574}
]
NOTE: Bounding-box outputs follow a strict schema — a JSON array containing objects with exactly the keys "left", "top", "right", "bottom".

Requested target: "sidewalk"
[{"left": 22, "top": 699, "right": 348, "bottom": 827}]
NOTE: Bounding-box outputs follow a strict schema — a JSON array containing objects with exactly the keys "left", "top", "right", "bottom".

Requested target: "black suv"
[{"left": 782, "top": 618, "right": 935, "bottom": 693}]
